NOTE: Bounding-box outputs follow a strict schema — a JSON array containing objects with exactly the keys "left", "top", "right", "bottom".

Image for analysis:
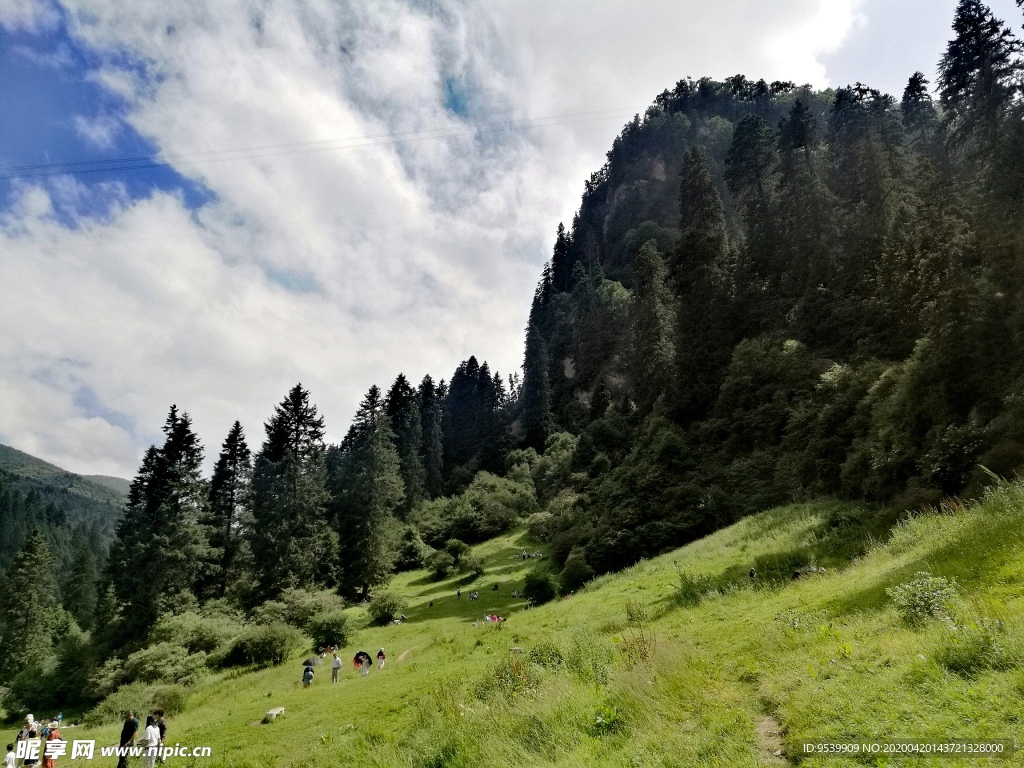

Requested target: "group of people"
[
  {"left": 116, "top": 709, "right": 167, "bottom": 768},
  {"left": 303, "top": 648, "right": 385, "bottom": 686},
  {"left": 8, "top": 714, "right": 62, "bottom": 768},
  {"left": 514, "top": 551, "right": 543, "bottom": 560}
]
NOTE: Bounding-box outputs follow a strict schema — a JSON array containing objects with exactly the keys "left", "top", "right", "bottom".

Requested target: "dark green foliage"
[
  {"left": 249, "top": 385, "right": 337, "bottom": 601},
  {"left": 221, "top": 623, "right": 302, "bottom": 668},
  {"left": 559, "top": 547, "right": 595, "bottom": 593},
  {"left": 106, "top": 406, "right": 213, "bottom": 640},
  {"left": 306, "top": 609, "right": 355, "bottom": 648},
  {"left": 628, "top": 242, "right": 675, "bottom": 412},
  {"left": 0, "top": 529, "right": 59, "bottom": 682},
  {"left": 205, "top": 421, "right": 251, "bottom": 599},
  {"left": 64, "top": 546, "right": 99, "bottom": 631},
  {"left": 367, "top": 592, "right": 408, "bottom": 626},
  {"left": 522, "top": 571, "right": 557, "bottom": 605}
]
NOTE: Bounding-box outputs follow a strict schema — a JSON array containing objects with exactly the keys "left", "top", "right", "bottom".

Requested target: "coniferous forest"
[{"left": 3, "top": 0, "right": 1024, "bottom": 720}]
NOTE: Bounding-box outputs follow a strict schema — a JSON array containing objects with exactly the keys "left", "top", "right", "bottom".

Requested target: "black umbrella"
[{"left": 302, "top": 657, "right": 323, "bottom": 667}]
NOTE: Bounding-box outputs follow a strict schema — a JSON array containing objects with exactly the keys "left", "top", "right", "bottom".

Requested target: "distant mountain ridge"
[{"left": 0, "top": 442, "right": 127, "bottom": 572}]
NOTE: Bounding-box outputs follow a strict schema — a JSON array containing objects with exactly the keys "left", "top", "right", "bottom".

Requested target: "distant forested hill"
[{"left": 0, "top": 443, "right": 125, "bottom": 594}]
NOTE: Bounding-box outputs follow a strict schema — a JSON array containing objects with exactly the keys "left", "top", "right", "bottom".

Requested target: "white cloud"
[
  {"left": 1, "top": 0, "right": 859, "bottom": 476},
  {"left": 73, "top": 113, "right": 122, "bottom": 149},
  {"left": 0, "top": 0, "right": 59, "bottom": 32}
]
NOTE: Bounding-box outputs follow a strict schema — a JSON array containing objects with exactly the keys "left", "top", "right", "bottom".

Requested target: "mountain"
[{"left": 0, "top": 442, "right": 126, "bottom": 577}]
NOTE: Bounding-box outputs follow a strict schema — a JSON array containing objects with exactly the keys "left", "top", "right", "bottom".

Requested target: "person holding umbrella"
[{"left": 352, "top": 651, "right": 372, "bottom": 676}]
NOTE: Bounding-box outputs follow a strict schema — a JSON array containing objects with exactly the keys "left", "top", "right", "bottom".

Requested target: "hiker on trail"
[
  {"left": 22, "top": 727, "right": 38, "bottom": 768},
  {"left": 116, "top": 711, "right": 138, "bottom": 768},
  {"left": 428, "top": 601, "right": 433, "bottom": 608},
  {"left": 5, "top": 744, "right": 15, "bottom": 768},
  {"left": 491, "top": 583, "right": 498, "bottom": 591},
  {"left": 140, "top": 715, "right": 161, "bottom": 768},
  {"left": 302, "top": 664, "right": 315, "bottom": 688},
  {"left": 749, "top": 568, "right": 756, "bottom": 581},
  {"left": 332, "top": 652, "right": 341, "bottom": 683},
  {"left": 377, "top": 648, "right": 386, "bottom": 670},
  {"left": 457, "top": 589, "right": 461, "bottom": 599},
  {"left": 353, "top": 651, "right": 372, "bottom": 676}
]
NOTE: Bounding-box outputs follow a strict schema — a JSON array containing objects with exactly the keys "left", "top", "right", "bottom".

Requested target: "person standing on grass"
[
  {"left": 5, "top": 744, "right": 15, "bottom": 768},
  {"left": 353, "top": 651, "right": 372, "bottom": 676},
  {"left": 152, "top": 709, "right": 167, "bottom": 763},
  {"left": 140, "top": 715, "right": 161, "bottom": 768},
  {"left": 116, "top": 711, "right": 138, "bottom": 768},
  {"left": 302, "top": 664, "right": 315, "bottom": 688},
  {"left": 331, "top": 652, "right": 341, "bottom": 683},
  {"left": 23, "top": 726, "right": 38, "bottom": 768},
  {"left": 376, "top": 648, "right": 386, "bottom": 670},
  {"left": 42, "top": 721, "right": 61, "bottom": 768}
]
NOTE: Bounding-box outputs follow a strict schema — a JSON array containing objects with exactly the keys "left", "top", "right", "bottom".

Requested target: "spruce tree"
[
  {"left": 331, "top": 386, "right": 405, "bottom": 598},
  {"left": 939, "top": 0, "right": 1021, "bottom": 146},
  {"left": 107, "top": 407, "right": 211, "bottom": 638},
  {"left": 520, "top": 322, "right": 551, "bottom": 450},
  {"left": 387, "top": 374, "right": 426, "bottom": 518},
  {"left": 901, "top": 72, "right": 938, "bottom": 142},
  {"left": 628, "top": 241, "right": 676, "bottom": 411},
  {"left": 250, "top": 385, "right": 337, "bottom": 600},
  {"left": 419, "top": 375, "right": 445, "bottom": 498},
  {"left": 0, "top": 529, "right": 58, "bottom": 681},
  {"left": 64, "top": 547, "right": 99, "bottom": 632},
  {"left": 206, "top": 421, "right": 252, "bottom": 598}
]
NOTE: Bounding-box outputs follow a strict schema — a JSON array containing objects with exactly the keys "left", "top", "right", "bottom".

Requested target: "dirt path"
[
  {"left": 397, "top": 646, "right": 418, "bottom": 662},
  {"left": 755, "top": 715, "right": 789, "bottom": 765}
]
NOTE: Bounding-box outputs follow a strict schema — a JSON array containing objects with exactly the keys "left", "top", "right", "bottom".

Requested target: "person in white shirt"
[
  {"left": 331, "top": 652, "right": 341, "bottom": 683},
  {"left": 5, "top": 743, "right": 17, "bottom": 768},
  {"left": 140, "top": 716, "right": 161, "bottom": 768}
]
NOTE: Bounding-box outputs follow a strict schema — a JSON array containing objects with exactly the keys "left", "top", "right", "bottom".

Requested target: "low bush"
[
  {"left": 122, "top": 643, "right": 207, "bottom": 686},
  {"left": 279, "top": 588, "right": 347, "bottom": 629},
  {"left": 676, "top": 572, "right": 719, "bottom": 607},
  {"left": 560, "top": 548, "right": 595, "bottom": 593},
  {"left": 523, "top": 571, "right": 557, "bottom": 606},
  {"left": 933, "top": 619, "right": 1020, "bottom": 677},
  {"left": 887, "top": 572, "right": 957, "bottom": 628},
  {"left": 424, "top": 550, "right": 456, "bottom": 580},
  {"left": 149, "top": 612, "right": 238, "bottom": 655},
  {"left": 306, "top": 610, "right": 354, "bottom": 649},
  {"left": 475, "top": 654, "right": 539, "bottom": 699},
  {"left": 83, "top": 682, "right": 188, "bottom": 728},
  {"left": 368, "top": 593, "right": 408, "bottom": 626},
  {"left": 220, "top": 623, "right": 302, "bottom": 668},
  {"left": 565, "top": 631, "right": 612, "bottom": 685},
  {"left": 458, "top": 555, "right": 485, "bottom": 578}
]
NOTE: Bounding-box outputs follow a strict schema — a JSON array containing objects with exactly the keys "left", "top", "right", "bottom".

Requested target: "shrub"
[
  {"left": 83, "top": 682, "right": 188, "bottom": 728},
  {"left": 526, "top": 511, "right": 554, "bottom": 541},
  {"left": 458, "top": 555, "right": 485, "bottom": 578},
  {"left": 250, "top": 600, "right": 289, "bottom": 626},
  {"left": 887, "top": 572, "right": 957, "bottom": 628},
  {"left": 89, "top": 657, "right": 126, "bottom": 698},
  {"left": 221, "top": 623, "right": 302, "bottom": 668},
  {"left": 527, "top": 641, "right": 563, "bottom": 669},
  {"left": 122, "top": 643, "right": 207, "bottom": 687},
  {"left": 279, "top": 588, "right": 346, "bottom": 629},
  {"left": 565, "top": 631, "right": 612, "bottom": 685},
  {"left": 560, "top": 548, "right": 595, "bottom": 593},
  {"left": 424, "top": 550, "right": 456, "bottom": 580},
  {"left": 149, "top": 612, "right": 237, "bottom": 655},
  {"left": 445, "top": 539, "right": 471, "bottom": 560},
  {"left": 306, "top": 610, "right": 354, "bottom": 649},
  {"left": 523, "top": 571, "right": 557, "bottom": 606},
  {"left": 591, "top": 703, "right": 622, "bottom": 736},
  {"left": 368, "top": 593, "right": 408, "bottom": 626}
]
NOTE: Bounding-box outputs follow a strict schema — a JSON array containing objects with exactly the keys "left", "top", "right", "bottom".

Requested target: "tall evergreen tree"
[
  {"left": 550, "top": 222, "right": 574, "bottom": 293},
  {"left": 107, "top": 407, "right": 211, "bottom": 638},
  {"left": 418, "top": 375, "right": 445, "bottom": 498},
  {"left": 939, "top": 0, "right": 1021, "bottom": 146},
  {"left": 206, "top": 421, "right": 252, "bottom": 598},
  {"left": 386, "top": 374, "right": 426, "bottom": 518},
  {"left": 628, "top": 241, "right": 676, "bottom": 411},
  {"left": 520, "top": 322, "right": 552, "bottom": 450},
  {"left": 0, "top": 529, "right": 58, "bottom": 681},
  {"left": 249, "top": 385, "right": 336, "bottom": 600},
  {"left": 330, "top": 386, "right": 405, "bottom": 598},
  {"left": 901, "top": 72, "right": 938, "bottom": 142},
  {"left": 64, "top": 547, "right": 99, "bottom": 632}
]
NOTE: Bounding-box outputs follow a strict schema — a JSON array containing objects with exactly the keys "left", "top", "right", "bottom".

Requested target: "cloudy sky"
[{"left": 1, "top": 0, "right": 1021, "bottom": 478}]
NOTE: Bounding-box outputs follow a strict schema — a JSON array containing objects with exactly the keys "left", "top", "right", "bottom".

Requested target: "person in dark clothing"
[
  {"left": 117, "top": 711, "right": 138, "bottom": 768},
  {"left": 353, "top": 650, "right": 372, "bottom": 676}
]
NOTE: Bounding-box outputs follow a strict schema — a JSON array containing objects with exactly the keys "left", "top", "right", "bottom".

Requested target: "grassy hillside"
[
  {"left": 0, "top": 444, "right": 128, "bottom": 507},
  {"left": 15, "top": 486, "right": 1024, "bottom": 767}
]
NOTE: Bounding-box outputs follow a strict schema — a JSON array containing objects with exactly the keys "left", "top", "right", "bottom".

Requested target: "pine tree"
[
  {"left": 419, "top": 375, "right": 445, "bottom": 498},
  {"left": 64, "top": 547, "right": 99, "bottom": 632},
  {"left": 387, "top": 374, "right": 426, "bottom": 518},
  {"left": 106, "top": 407, "right": 211, "bottom": 638},
  {"left": 939, "top": 0, "right": 1022, "bottom": 146},
  {"left": 0, "top": 529, "right": 58, "bottom": 681},
  {"left": 250, "top": 385, "right": 337, "bottom": 600},
  {"left": 206, "top": 421, "right": 252, "bottom": 598},
  {"left": 629, "top": 242, "right": 676, "bottom": 411},
  {"left": 901, "top": 72, "right": 938, "bottom": 142},
  {"left": 330, "top": 386, "right": 405, "bottom": 598},
  {"left": 550, "top": 222, "right": 574, "bottom": 293},
  {"left": 520, "top": 322, "right": 551, "bottom": 450},
  {"left": 672, "top": 146, "right": 729, "bottom": 292}
]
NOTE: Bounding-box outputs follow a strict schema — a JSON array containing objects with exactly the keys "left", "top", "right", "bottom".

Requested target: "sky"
[{"left": 0, "top": 0, "right": 1020, "bottom": 478}]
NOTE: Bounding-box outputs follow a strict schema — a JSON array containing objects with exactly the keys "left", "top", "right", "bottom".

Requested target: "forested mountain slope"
[
  {"left": 0, "top": 444, "right": 124, "bottom": 586},
  {"left": 516, "top": 1, "right": 1024, "bottom": 578}
]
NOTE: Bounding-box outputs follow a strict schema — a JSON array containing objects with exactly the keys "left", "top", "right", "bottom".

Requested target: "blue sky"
[{"left": 0, "top": 0, "right": 1019, "bottom": 477}]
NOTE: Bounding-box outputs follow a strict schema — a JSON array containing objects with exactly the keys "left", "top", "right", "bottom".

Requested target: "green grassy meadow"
[{"left": 13, "top": 485, "right": 1024, "bottom": 767}]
